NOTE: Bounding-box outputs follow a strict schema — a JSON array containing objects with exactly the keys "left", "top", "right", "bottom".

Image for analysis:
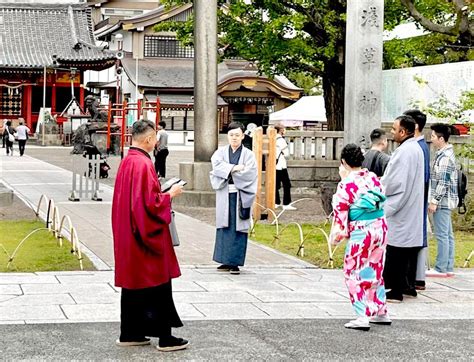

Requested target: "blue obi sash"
[{"left": 349, "top": 189, "right": 386, "bottom": 222}]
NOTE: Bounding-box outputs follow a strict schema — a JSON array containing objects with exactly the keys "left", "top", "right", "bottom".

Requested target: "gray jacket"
[{"left": 210, "top": 145, "right": 258, "bottom": 232}]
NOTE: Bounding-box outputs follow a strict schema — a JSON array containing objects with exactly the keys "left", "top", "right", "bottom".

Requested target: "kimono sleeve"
[
  {"left": 381, "top": 149, "right": 409, "bottom": 218},
  {"left": 131, "top": 163, "right": 172, "bottom": 253},
  {"left": 329, "top": 181, "right": 351, "bottom": 245},
  {"left": 210, "top": 148, "right": 234, "bottom": 190}
]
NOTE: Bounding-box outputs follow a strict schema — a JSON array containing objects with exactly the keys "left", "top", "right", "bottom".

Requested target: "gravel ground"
[{"left": 23, "top": 146, "right": 329, "bottom": 226}]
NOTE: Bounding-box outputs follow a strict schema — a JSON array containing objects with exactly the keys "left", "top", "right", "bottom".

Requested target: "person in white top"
[
  {"left": 15, "top": 119, "right": 30, "bottom": 156},
  {"left": 274, "top": 123, "right": 295, "bottom": 210}
]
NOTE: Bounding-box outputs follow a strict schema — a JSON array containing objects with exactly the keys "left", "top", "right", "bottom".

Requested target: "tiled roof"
[
  {"left": 121, "top": 57, "right": 302, "bottom": 97},
  {"left": 0, "top": 3, "right": 116, "bottom": 69}
]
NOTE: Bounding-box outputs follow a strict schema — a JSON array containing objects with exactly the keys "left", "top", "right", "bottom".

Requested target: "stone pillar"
[
  {"left": 343, "top": 0, "right": 384, "bottom": 147},
  {"left": 194, "top": 0, "right": 218, "bottom": 162},
  {"left": 176, "top": 0, "right": 218, "bottom": 207}
]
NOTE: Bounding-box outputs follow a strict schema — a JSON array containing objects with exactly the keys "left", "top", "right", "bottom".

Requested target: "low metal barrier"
[{"left": 69, "top": 155, "right": 103, "bottom": 202}]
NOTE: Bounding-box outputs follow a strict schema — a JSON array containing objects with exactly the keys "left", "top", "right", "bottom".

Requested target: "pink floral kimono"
[{"left": 330, "top": 169, "right": 388, "bottom": 317}]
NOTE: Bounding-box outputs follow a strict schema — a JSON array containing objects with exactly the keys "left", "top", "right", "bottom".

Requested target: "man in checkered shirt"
[{"left": 427, "top": 123, "right": 459, "bottom": 278}]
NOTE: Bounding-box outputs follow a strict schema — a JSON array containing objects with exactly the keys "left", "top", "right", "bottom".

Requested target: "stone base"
[
  {"left": 178, "top": 161, "right": 215, "bottom": 207},
  {"left": 38, "top": 134, "right": 62, "bottom": 146},
  {"left": 172, "top": 190, "right": 215, "bottom": 207},
  {"left": 288, "top": 162, "right": 339, "bottom": 188}
]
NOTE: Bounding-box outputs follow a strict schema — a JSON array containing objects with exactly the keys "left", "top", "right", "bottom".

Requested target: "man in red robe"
[{"left": 112, "top": 119, "right": 188, "bottom": 352}]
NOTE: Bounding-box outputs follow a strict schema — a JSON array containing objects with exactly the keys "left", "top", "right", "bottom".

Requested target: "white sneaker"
[
  {"left": 282, "top": 205, "right": 297, "bottom": 211},
  {"left": 344, "top": 316, "right": 370, "bottom": 331},
  {"left": 275, "top": 204, "right": 282, "bottom": 209},
  {"left": 369, "top": 314, "right": 392, "bottom": 325},
  {"left": 426, "top": 270, "right": 448, "bottom": 277}
]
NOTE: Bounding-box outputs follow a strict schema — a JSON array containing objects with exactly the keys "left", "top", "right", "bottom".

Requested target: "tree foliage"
[
  {"left": 156, "top": 0, "right": 473, "bottom": 130},
  {"left": 384, "top": 0, "right": 473, "bottom": 68}
]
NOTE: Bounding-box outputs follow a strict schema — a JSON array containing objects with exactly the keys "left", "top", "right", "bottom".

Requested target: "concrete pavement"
[{"left": 1, "top": 320, "right": 472, "bottom": 360}]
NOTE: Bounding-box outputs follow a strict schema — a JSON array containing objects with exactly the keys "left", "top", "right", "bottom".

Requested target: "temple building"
[
  {"left": 0, "top": 3, "right": 116, "bottom": 130},
  {"left": 87, "top": 1, "right": 302, "bottom": 132}
]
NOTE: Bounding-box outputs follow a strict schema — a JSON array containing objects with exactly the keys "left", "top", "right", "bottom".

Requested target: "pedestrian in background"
[
  {"left": 362, "top": 128, "right": 390, "bottom": 177},
  {"left": 330, "top": 144, "right": 390, "bottom": 331},
  {"left": 274, "top": 123, "right": 295, "bottom": 210},
  {"left": 426, "top": 123, "right": 458, "bottom": 278},
  {"left": 112, "top": 120, "right": 188, "bottom": 352},
  {"left": 381, "top": 115, "right": 424, "bottom": 303},
  {"left": 154, "top": 121, "right": 169, "bottom": 179},
  {"left": 1, "top": 119, "right": 7, "bottom": 148},
  {"left": 4, "top": 120, "right": 15, "bottom": 156},
  {"left": 403, "top": 109, "right": 430, "bottom": 291},
  {"left": 210, "top": 122, "right": 258, "bottom": 275},
  {"left": 16, "top": 119, "right": 30, "bottom": 157}
]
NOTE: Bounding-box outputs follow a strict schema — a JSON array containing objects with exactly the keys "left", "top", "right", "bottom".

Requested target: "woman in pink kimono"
[{"left": 330, "top": 144, "right": 390, "bottom": 331}]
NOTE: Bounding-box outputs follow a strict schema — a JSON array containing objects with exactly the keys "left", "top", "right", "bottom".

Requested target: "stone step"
[{"left": 172, "top": 190, "right": 216, "bottom": 207}]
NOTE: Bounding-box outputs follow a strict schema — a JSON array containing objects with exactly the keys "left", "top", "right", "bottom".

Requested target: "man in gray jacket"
[{"left": 381, "top": 115, "right": 425, "bottom": 302}]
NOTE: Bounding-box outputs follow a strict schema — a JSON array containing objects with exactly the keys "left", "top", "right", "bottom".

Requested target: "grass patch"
[
  {"left": 252, "top": 222, "right": 474, "bottom": 269},
  {"left": 0, "top": 220, "right": 95, "bottom": 272}
]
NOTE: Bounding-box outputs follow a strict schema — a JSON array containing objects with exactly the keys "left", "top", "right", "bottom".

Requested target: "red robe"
[{"left": 112, "top": 148, "right": 181, "bottom": 289}]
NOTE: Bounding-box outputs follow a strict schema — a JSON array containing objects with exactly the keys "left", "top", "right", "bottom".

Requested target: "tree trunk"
[{"left": 322, "top": 59, "right": 345, "bottom": 131}]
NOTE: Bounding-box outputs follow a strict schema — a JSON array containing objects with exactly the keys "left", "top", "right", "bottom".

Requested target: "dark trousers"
[
  {"left": 120, "top": 281, "right": 182, "bottom": 341},
  {"left": 2, "top": 135, "right": 5, "bottom": 148},
  {"left": 275, "top": 168, "right": 292, "bottom": 205},
  {"left": 5, "top": 140, "right": 13, "bottom": 155},
  {"left": 18, "top": 139, "right": 27, "bottom": 156},
  {"left": 383, "top": 245, "right": 421, "bottom": 296},
  {"left": 154, "top": 148, "right": 169, "bottom": 177}
]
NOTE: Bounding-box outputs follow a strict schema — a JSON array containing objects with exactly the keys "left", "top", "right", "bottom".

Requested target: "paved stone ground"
[
  {"left": 0, "top": 269, "right": 472, "bottom": 324},
  {"left": 0, "top": 320, "right": 472, "bottom": 360}
]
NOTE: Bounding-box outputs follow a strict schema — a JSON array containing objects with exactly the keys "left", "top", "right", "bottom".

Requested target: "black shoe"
[
  {"left": 157, "top": 336, "right": 189, "bottom": 352},
  {"left": 217, "top": 264, "right": 231, "bottom": 271},
  {"left": 386, "top": 290, "right": 403, "bottom": 303},
  {"left": 403, "top": 288, "right": 417, "bottom": 298},
  {"left": 229, "top": 266, "right": 240, "bottom": 275}
]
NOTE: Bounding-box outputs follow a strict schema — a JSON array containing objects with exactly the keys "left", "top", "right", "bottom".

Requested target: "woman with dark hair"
[
  {"left": 210, "top": 122, "right": 258, "bottom": 275},
  {"left": 330, "top": 144, "right": 390, "bottom": 331},
  {"left": 4, "top": 120, "right": 15, "bottom": 156}
]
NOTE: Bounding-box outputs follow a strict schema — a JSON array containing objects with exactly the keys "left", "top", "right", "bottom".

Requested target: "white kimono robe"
[
  {"left": 210, "top": 145, "right": 258, "bottom": 232},
  {"left": 381, "top": 137, "right": 424, "bottom": 248}
]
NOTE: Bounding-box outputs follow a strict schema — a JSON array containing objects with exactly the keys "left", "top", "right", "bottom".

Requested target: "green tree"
[
  {"left": 157, "top": 0, "right": 473, "bottom": 131},
  {"left": 384, "top": 0, "right": 473, "bottom": 68}
]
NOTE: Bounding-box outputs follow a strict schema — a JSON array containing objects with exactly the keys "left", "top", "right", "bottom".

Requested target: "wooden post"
[
  {"left": 252, "top": 127, "right": 263, "bottom": 221},
  {"left": 265, "top": 127, "right": 277, "bottom": 219}
]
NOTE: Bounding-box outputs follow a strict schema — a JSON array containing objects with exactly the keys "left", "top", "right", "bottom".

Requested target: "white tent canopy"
[{"left": 269, "top": 96, "right": 327, "bottom": 127}]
